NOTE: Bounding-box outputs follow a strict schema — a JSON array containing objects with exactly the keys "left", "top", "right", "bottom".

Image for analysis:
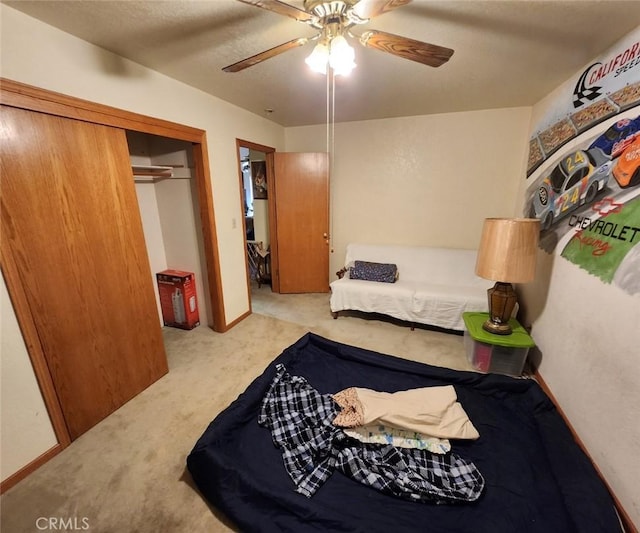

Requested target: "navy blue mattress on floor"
[{"left": 187, "top": 333, "right": 621, "bottom": 532}]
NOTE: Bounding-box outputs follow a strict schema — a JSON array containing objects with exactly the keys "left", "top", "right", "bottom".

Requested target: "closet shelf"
[
  {"left": 132, "top": 164, "right": 194, "bottom": 183},
  {"left": 132, "top": 164, "right": 174, "bottom": 178}
]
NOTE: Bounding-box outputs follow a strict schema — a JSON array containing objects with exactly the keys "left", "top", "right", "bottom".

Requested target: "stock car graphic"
[
  {"left": 588, "top": 116, "right": 640, "bottom": 158},
  {"left": 530, "top": 148, "right": 612, "bottom": 230},
  {"left": 612, "top": 135, "right": 640, "bottom": 188}
]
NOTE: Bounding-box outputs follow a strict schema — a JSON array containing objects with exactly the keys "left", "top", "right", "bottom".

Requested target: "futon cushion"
[{"left": 349, "top": 260, "right": 398, "bottom": 283}]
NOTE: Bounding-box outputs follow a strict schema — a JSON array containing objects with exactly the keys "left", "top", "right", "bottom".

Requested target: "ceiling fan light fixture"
[
  {"left": 328, "top": 35, "right": 356, "bottom": 76},
  {"left": 224, "top": 0, "right": 454, "bottom": 74},
  {"left": 305, "top": 42, "right": 329, "bottom": 74}
]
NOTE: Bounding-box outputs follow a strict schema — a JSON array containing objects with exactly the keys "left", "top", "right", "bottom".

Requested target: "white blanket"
[{"left": 330, "top": 243, "right": 492, "bottom": 330}]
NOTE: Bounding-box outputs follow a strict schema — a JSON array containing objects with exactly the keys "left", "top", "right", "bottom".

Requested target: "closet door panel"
[{"left": 0, "top": 106, "right": 168, "bottom": 440}]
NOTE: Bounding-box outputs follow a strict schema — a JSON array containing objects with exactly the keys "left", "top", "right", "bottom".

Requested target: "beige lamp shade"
[{"left": 475, "top": 218, "right": 540, "bottom": 283}]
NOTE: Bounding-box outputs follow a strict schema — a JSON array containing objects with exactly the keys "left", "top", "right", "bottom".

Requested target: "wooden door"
[
  {"left": 272, "top": 152, "right": 330, "bottom": 293},
  {"left": 0, "top": 106, "right": 168, "bottom": 440}
]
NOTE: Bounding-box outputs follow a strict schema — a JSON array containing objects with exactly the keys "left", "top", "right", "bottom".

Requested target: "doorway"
[
  {"left": 236, "top": 139, "right": 331, "bottom": 300},
  {"left": 237, "top": 140, "right": 275, "bottom": 302}
]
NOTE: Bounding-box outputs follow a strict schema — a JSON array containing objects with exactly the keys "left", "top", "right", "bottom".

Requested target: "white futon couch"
[{"left": 330, "top": 243, "right": 493, "bottom": 331}]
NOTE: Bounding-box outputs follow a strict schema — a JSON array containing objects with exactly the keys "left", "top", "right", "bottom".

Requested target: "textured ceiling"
[{"left": 5, "top": 0, "right": 640, "bottom": 126}]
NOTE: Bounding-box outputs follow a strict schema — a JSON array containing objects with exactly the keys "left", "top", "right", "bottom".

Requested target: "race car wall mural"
[
  {"left": 524, "top": 27, "right": 640, "bottom": 296},
  {"left": 528, "top": 147, "right": 613, "bottom": 230}
]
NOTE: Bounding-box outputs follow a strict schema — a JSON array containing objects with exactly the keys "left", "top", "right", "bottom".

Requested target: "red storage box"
[{"left": 156, "top": 270, "right": 200, "bottom": 330}]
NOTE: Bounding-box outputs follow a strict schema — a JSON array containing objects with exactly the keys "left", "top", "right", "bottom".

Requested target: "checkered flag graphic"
[{"left": 573, "top": 63, "right": 603, "bottom": 108}]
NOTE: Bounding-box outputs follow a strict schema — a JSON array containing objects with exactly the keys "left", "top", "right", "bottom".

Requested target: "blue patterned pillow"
[{"left": 349, "top": 261, "right": 398, "bottom": 283}]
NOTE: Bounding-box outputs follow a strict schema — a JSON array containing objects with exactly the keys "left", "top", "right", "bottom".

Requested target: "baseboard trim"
[
  {"left": 225, "top": 310, "right": 251, "bottom": 331},
  {"left": 0, "top": 443, "right": 63, "bottom": 494},
  {"left": 534, "top": 371, "right": 637, "bottom": 533}
]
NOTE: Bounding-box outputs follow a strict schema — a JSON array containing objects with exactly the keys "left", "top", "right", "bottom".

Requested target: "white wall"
[
  {"left": 1, "top": 276, "right": 58, "bottom": 481},
  {"left": 253, "top": 200, "right": 270, "bottom": 247},
  {"left": 134, "top": 182, "right": 168, "bottom": 325},
  {"left": 520, "top": 255, "right": 639, "bottom": 525},
  {"left": 516, "top": 52, "right": 640, "bottom": 525},
  {"left": 285, "top": 108, "right": 532, "bottom": 276}
]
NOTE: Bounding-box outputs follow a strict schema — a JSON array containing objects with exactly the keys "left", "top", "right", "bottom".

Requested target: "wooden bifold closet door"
[{"left": 1, "top": 106, "right": 168, "bottom": 440}]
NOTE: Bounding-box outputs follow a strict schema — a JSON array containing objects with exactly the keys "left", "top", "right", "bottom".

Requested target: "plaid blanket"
[{"left": 258, "top": 364, "right": 484, "bottom": 503}]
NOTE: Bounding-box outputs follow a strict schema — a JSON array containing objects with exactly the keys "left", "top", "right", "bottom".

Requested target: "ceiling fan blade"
[
  {"left": 359, "top": 29, "right": 454, "bottom": 67},
  {"left": 223, "top": 37, "right": 309, "bottom": 72},
  {"left": 351, "top": 0, "right": 412, "bottom": 21},
  {"left": 236, "top": 0, "right": 318, "bottom": 24}
]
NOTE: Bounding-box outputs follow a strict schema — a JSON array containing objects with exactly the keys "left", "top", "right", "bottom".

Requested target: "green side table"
[{"left": 462, "top": 312, "right": 535, "bottom": 376}]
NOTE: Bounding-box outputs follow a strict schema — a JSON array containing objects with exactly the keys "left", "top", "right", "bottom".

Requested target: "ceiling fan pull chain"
[{"left": 329, "top": 69, "right": 336, "bottom": 251}]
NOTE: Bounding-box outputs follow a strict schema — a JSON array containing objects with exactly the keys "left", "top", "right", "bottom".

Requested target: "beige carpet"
[{"left": 1, "top": 287, "right": 472, "bottom": 532}]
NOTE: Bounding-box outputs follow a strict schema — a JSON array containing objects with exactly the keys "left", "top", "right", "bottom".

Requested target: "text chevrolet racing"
[{"left": 530, "top": 148, "right": 612, "bottom": 230}]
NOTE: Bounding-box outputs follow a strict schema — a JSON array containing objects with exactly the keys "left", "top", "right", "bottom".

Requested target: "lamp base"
[
  {"left": 483, "top": 281, "right": 516, "bottom": 335},
  {"left": 482, "top": 318, "right": 512, "bottom": 335}
]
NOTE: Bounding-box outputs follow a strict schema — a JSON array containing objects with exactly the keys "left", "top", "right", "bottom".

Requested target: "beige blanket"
[{"left": 332, "top": 385, "right": 479, "bottom": 440}]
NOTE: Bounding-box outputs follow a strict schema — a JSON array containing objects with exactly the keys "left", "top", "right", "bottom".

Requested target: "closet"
[
  {"left": 127, "top": 131, "right": 208, "bottom": 326},
  {"left": 1, "top": 106, "right": 168, "bottom": 440},
  {"left": 0, "top": 79, "right": 223, "bottom": 469}
]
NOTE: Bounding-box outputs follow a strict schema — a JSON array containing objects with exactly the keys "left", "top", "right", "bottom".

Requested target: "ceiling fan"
[{"left": 222, "top": 0, "right": 454, "bottom": 74}]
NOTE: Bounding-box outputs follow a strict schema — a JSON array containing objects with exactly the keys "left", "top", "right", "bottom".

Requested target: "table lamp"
[{"left": 475, "top": 218, "right": 540, "bottom": 335}]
